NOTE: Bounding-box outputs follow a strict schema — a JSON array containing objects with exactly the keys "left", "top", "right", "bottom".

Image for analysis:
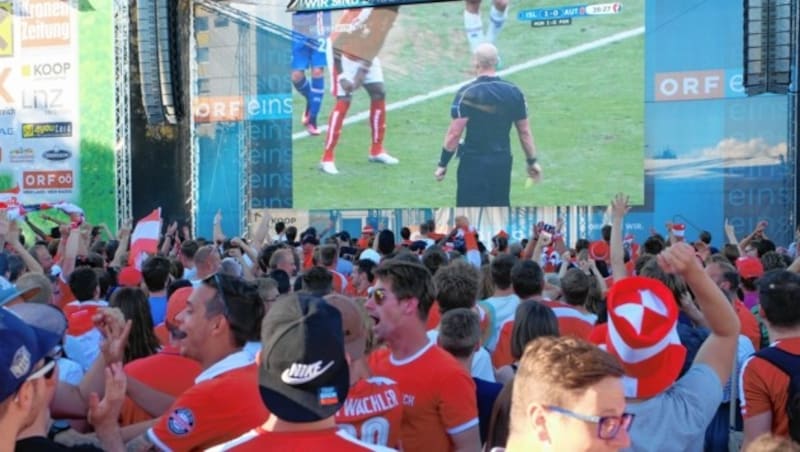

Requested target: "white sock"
[
  {"left": 463, "top": 10, "right": 485, "bottom": 52},
  {"left": 487, "top": 4, "right": 508, "bottom": 44}
]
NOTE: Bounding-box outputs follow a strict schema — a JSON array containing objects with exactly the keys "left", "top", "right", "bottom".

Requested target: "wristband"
[
  {"left": 527, "top": 157, "right": 538, "bottom": 166},
  {"left": 439, "top": 147, "right": 455, "bottom": 167}
]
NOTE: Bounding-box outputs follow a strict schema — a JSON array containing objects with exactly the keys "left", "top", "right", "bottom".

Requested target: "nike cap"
[{"left": 259, "top": 292, "right": 350, "bottom": 422}]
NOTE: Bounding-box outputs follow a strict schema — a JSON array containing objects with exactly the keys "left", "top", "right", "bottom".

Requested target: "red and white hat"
[
  {"left": 604, "top": 276, "right": 686, "bottom": 399},
  {"left": 672, "top": 223, "right": 686, "bottom": 238}
]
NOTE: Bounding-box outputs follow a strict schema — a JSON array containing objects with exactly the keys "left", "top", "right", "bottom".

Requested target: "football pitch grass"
[{"left": 291, "top": 1, "right": 645, "bottom": 210}]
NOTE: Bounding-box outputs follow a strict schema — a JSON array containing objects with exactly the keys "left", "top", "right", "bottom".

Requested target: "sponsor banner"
[
  {"left": 22, "top": 169, "right": 73, "bottom": 191},
  {"left": 0, "top": 0, "right": 81, "bottom": 204},
  {"left": 21, "top": 121, "right": 71, "bottom": 138},
  {"left": 19, "top": 0, "right": 71, "bottom": 48}
]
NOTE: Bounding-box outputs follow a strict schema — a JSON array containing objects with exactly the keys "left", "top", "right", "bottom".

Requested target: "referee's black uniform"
[{"left": 450, "top": 75, "right": 528, "bottom": 207}]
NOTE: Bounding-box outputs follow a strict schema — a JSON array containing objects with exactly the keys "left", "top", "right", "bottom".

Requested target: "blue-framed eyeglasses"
[{"left": 546, "top": 405, "right": 635, "bottom": 440}]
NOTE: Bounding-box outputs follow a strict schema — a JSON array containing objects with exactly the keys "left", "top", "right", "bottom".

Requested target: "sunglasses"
[
  {"left": 26, "top": 356, "right": 57, "bottom": 382},
  {"left": 205, "top": 273, "right": 233, "bottom": 318},
  {"left": 546, "top": 405, "right": 635, "bottom": 440},
  {"left": 367, "top": 287, "right": 387, "bottom": 305}
]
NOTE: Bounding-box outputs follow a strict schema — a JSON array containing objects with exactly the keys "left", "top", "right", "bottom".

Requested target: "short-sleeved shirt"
[
  {"left": 207, "top": 427, "right": 395, "bottom": 451},
  {"left": 741, "top": 337, "right": 800, "bottom": 436},
  {"left": 623, "top": 364, "right": 723, "bottom": 452},
  {"left": 148, "top": 295, "right": 168, "bottom": 326},
  {"left": 450, "top": 76, "right": 527, "bottom": 155},
  {"left": 147, "top": 351, "right": 268, "bottom": 451},
  {"left": 368, "top": 341, "right": 479, "bottom": 452},
  {"left": 121, "top": 345, "right": 202, "bottom": 426},
  {"left": 332, "top": 8, "right": 399, "bottom": 63},
  {"left": 335, "top": 376, "right": 404, "bottom": 448}
]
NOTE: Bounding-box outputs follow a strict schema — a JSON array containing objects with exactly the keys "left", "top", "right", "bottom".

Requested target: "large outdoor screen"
[{"left": 287, "top": 1, "right": 644, "bottom": 209}]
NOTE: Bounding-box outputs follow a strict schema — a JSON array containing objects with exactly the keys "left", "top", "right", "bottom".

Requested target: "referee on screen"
[{"left": 435, "top": 42, "right": 542, "bottom": 207}]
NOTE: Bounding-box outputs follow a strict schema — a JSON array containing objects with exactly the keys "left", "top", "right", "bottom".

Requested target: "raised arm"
[
  {"left": 609, "top": 193, "right": 629, "bottom": 281},
  {"left": 658, "top": 242, "right": 740, "bottom": 384},
  {"left": 8, "top": 221, "right": 43, "bottom": 274}
]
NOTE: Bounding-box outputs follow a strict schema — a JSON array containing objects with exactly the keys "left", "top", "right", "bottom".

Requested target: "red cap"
[
  {"left": 118, "top": 267, "right": 142, "bottom": 288},
  {"left": 736, "top": 256, "right": 764, "bottom": 279},
  {"left": 589, "top": 240, "right": 610, "bottom": 261},
  {"left": 361, "top": 224, "right": 374, "bottom": 235},
  {"left": 495, "top": 229, "right": 509, "bottom": 239}
]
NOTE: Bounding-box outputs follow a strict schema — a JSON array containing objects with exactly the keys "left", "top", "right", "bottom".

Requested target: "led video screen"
[{"left": 292, "top": 1, "right": 644, "bottom": 209}]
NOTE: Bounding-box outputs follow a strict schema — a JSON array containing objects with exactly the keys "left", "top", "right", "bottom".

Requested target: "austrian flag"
[{"left": 129, "top": 208, "right": 162, "bottom": 270}]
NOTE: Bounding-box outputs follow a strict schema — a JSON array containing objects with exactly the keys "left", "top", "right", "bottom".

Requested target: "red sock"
[
  {"left": 322, "top": 99, "right": 350, "bottom": 162},
  {"left": 369, "top": 99, "right": 386, "bottom": 156}
]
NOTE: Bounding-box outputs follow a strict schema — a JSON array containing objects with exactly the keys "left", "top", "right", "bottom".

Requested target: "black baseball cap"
[{"left": 258, "top": 293, "right": 349, "bottom": 422}]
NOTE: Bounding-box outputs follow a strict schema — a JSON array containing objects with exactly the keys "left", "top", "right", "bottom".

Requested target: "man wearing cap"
[
  {"left": 604, "top": 243, "right": 740, "bottom": 451},
  {"left": 327, "top": 294, "right": 403, "bottom": 448},
  {"left": 123, "top": 274, "right": 268, "bottom": 451},
  {"left": 208, "top": 293, "right": 393, "bottom": 451},
  {"left": 737, "top": 255, "right": 764, "bottom": 310},
  {"left": 121, "top": 287, "right": 202, "bottom": 426},
  {"left": 365, "top": 260, "right": 480, "bottom": 452},
  {"left": 502, "top": 336, "right": 632, "bottom": 451},
  {"left": 1, "top": 303, "right": 127, "bottom": 451}
]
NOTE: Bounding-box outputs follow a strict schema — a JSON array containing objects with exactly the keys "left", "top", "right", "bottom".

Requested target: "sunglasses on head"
[{"left": 205, "top": 273, "right": 233, "bottom": 318}]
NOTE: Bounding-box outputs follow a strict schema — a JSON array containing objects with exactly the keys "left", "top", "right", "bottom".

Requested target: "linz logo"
[
  {"left": 21, "top": 122, "right": 72, "bottom": 138},
  {"left": 21, "top": 88, "right": 64, "bottom": 111},
  {"left": 42, "top": 148, "right": 71, "bottom": 161}
]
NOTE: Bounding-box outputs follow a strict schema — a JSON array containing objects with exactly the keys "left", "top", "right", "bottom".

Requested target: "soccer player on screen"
[
  {"left": 292, "top": 11, "right": 331, "bottom": 135},
  {"left": 319, "top": 6, "right": 400, "bottom": 175},
  {"left": 463, "top": 0, "right": 508, "bottom": 52},
  {"left": 435, "top": 43, "right": 541, "bottom": 207}
]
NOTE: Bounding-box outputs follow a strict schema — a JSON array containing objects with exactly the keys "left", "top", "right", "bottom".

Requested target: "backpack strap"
[{"left": 755, "top": 346, "right": 800, "bottom": 377}]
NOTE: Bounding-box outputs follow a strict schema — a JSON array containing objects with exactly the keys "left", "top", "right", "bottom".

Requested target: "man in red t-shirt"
[
  {"left": 120, "top": 274, "right": 268, "bottom": 451},
  {"left": 326, "top": 294, "right": 403, "bottom": 448},
  {"left": 366, "top": 260, "right": 480, "bottom": 451},
  {"left": 208, "top": 293, "right": 390, "bottom": 451},
  {"left": 741, "top": 270, "right": 800, "bottom": 447}
]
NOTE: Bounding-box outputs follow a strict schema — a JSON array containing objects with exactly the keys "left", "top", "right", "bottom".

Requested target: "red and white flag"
[{"left": 129, "top": 208, "right": 162, "bottom": 270}]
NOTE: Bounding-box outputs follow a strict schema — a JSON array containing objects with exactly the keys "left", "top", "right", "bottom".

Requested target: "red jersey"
[
  {"left": 735, "top": 299, "right": 761, "bottom": 351},
  {"left": 147, "top": 352, "right": 268, "bottom": 451},
  {"left": 368, "top": 341, "right": 478, "bottom": 452},
  {"left": 121, "top": 345, "right": 202, "bottom": 426},
  {"left": 492, "top": 301, "right": 595, "bottom": 368},
  {"left": 331, "top": 7, "right": 399, "bottom": 63},
  {"left": 741, "top": 337, "right": 800, "bottom": 436},
  {"left": 208, "top": 427, "right": 394, "bottom": 451},
  {"left": 335, "top": 376, "right": 403, "bottom": 448},
  {"left": 540, "top": 300, "right": 596, "bottom": 340}
]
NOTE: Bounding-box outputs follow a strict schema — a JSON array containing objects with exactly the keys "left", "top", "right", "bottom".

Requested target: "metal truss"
[{"left": 113, "top": 0, "right": 132, "bottom": 227}]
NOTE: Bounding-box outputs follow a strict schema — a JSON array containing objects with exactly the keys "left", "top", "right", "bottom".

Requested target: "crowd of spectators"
[{"left": 2, "top": 194, "right": 800, "bottom": 451}]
